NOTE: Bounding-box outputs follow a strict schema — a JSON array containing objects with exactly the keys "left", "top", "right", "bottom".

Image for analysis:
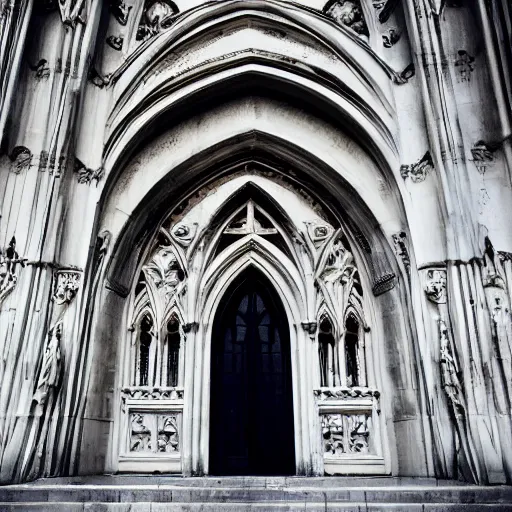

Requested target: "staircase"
[{"left": 1, "top": 476, "right": 511, "bottom": 511}]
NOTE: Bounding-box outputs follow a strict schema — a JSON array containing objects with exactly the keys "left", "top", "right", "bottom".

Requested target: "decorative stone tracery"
[{"left": 118, "top": 174, "right": 385, "bottom": 475}]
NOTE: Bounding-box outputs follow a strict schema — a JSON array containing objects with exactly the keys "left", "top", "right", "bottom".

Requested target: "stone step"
[{"left": 1, "top": 477, "right": 511, "bottom": 511}]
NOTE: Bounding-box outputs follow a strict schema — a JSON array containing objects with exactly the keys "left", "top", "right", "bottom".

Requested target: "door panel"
[{"left": 209, "top": 270, "right": 295, "bottom": 475}]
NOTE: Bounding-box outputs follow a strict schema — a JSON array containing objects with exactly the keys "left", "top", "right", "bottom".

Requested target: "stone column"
[{"left": 0, "top": 1, "right": 102, "bottom": 483}]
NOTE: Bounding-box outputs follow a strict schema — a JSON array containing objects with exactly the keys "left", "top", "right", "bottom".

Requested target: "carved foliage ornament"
[
  {"left": 74, "top": 158, "right": 104, "bottom": 184},
  {"left": 323, "top": 0, "right": 369, "bottom": 37},
  {"left": 53, "top": 270, "right": 81, "bottom": 305},
  {"left": 9, "top": 146, "right": 32, "bottom": 173},
  {"left": 143, "top": 245, "right": 184, "bottom": 306},
  {"left": 425, "top": 269, "right": 447, "bottom": 304},
  {"left": 400, "top": 151, "right": 434, "bottom": 182}
]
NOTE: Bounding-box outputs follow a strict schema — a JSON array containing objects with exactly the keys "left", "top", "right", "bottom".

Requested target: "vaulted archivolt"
[{"left": 117, "top": 173, "right": 387, "bottom": 475}]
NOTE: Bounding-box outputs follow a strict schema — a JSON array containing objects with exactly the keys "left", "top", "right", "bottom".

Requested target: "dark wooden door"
[{"left": 209, "top": 270, "right": 295, "bottom": 475}]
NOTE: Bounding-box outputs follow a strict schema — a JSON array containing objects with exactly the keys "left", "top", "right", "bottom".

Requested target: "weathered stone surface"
[{"left": 0, "top": 0, "right": 512, "bottom": 494}]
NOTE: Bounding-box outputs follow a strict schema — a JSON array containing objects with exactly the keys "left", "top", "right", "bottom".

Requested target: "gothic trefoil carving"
[
  {"left": 136, "top": 1, "right": 179, "bottom": 42},
  {"left": 323, "top": 0, "right": 369, "bottom": 37},
  {"left": 425, "top": 269, "right": 447, "bottom": 304},
  {"left": 53, "top": 270, "right": 81, "bottom": 305}
]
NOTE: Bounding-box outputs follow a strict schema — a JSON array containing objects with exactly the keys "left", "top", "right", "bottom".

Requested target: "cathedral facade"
[{"left": 0, "top": 0, "right": 511, "bottom": 486}]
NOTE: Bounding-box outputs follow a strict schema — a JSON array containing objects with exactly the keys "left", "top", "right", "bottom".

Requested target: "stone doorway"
[{"left": 209, "top": 269, "right": 296, "bottom": 475}]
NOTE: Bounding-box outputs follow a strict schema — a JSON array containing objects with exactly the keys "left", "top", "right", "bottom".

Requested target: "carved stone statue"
[
  {"left": 137, "top": 1, "right": 179, "bottom": 41},
  {"left": 0, "top": 237, "right": 25, "bottom": 305},
  {"left": 439, "top": 319, "right": 464, "bottom": 413},
  {"left": 323, "top": 0, "right": 369, "bottom": 36},
  {"left": 33, "top": 323, "right": 63, "bottom": 411}
]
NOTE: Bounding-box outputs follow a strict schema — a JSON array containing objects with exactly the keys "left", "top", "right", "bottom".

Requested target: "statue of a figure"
[
  {"left": 33, "top": 323, "right": 62, "bottom": 411},
  {"left": 439, "top": 319, "right": 464, "bottom": 412}
]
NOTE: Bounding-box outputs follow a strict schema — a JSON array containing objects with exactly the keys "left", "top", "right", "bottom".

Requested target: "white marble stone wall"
[{"left": 0, "top": 0, "right": 511, "bottom": 484}]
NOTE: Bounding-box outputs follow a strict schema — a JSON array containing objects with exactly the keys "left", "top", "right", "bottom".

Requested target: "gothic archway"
[{"left": 209, "top": 268, "right": 295, "bottom": 475}]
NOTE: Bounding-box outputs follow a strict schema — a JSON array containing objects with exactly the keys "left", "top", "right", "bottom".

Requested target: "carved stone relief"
[
  {"left": 106, "top": 35, "right": 124, "bottom": 51},
  {"left": 157, "top": 415, "right": 180, "bottom": 453},
  {"left": 322, "top": 413, "right": 371, "bottom": 456},
  {"left": 33, "top": 323, "right": 63, "bottom": 411},
  {"left": 314, "top": 387, "right": 380, "bottom": 400},
  {"left": 400, "top": 151, "right": 434, "bottom": 182},
  {"left": 74, "top": 158, "right": 104, "bottom": 184},
  {"left": 372, "top": 272, "right": 396, "bottom": 296},
  {"left": 382, "top": 29, "right": 400, "bottom": 48},
  {"left": 171, "top": 223, "right": 198, "bottom": 247},
  {"left": 128, "top": 412, "right": 181, "bottom": 453},
  {"left": 425, "top": 269, "right": 447, "bottom": 304},
  {"left": 454, "top": 50, "right": 475, "bottom": 83},
  {"left": 28, "top": 59, "right": 50, "bottom": 80},
  {"left": 109, "top": 0, "right": 132, "bottom": 25},
  {"left": 323, "top": 0, "right": 369, "bottom": 37},
  {"left": 482, "top": 237, "right": 506, "bottom": 289},
  {"left": 9, "top": 146, "right": 32, "bottom": 173},
  {"left": 471, "top": 140, "right": 500, "bottom": 174},
  {"left": 0, "top": 237, "right": 26, "bottom": 305},
  {"left": 392, "top": 232, "right": 410, "bottom": 277},
  {"left": 373, "top": 0, "right": 399, "bottom": 23},
  {"left": 143, "top": 245, "right": 184, "bottom": 306},
  {"left": 136, "top": 1, "right": 179, "bottom": 42},
  {"left": 130, "top": 414, "right": 152, "bottom": 452},
  {"left": 122, "top": 387, "right": 184, "bottom": 401},
  {"left": 56, "top": 0, "right": 86, "bottom": 25},
  {"left": 53, "top": 270, "right": 81, "bottom": 305}
]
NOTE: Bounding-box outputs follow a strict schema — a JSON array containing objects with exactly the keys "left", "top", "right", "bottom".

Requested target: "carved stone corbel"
[
  {"left": 53, "top": 270, "right": 81, "bottom": 305},
  {"left": 424, "top": 269, "right": 447, "bottom": 304},
  {"left": 301, "top": 321, "right": 317, "bottom": 338},
  {"left": 400, "top": 151, "right": 434, "bottom": 182},
  {"left": 183, "top": 321, "right": 199, "bottom": 334},
  {"left": 74, "top": 158, "right": 104, "bottom": 184},
  {"left": 9, "top": 146, "right": 32, "bottom": 173}
]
